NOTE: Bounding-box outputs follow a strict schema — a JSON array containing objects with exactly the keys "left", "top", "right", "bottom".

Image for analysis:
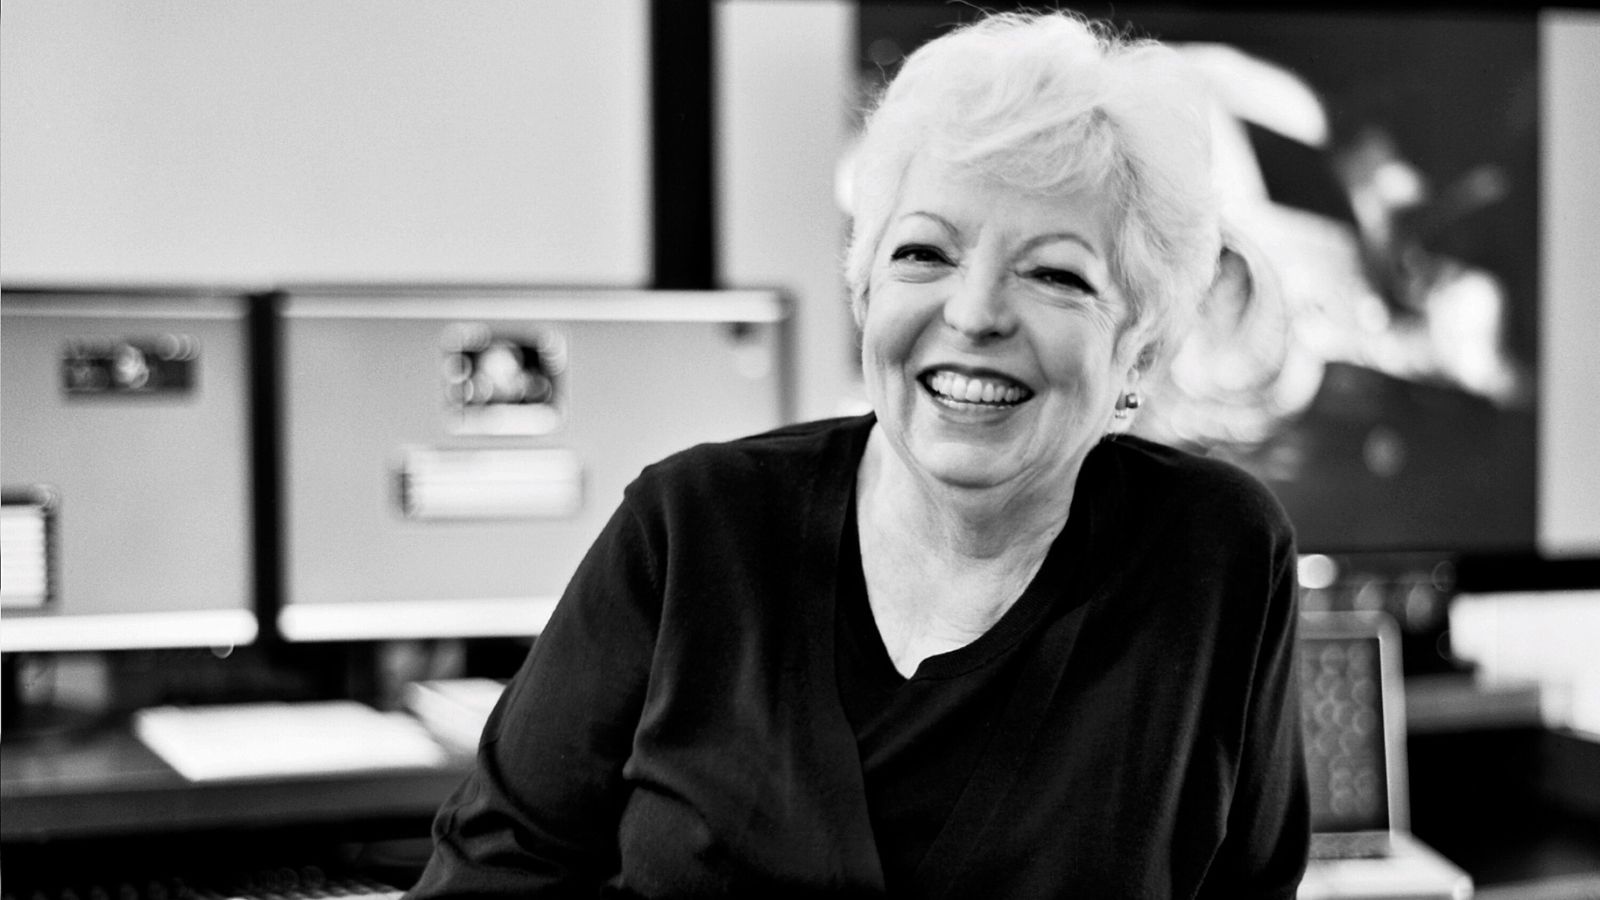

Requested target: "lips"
[{"left": 920, "top": 367, "right": 1033, "bottom": 407}]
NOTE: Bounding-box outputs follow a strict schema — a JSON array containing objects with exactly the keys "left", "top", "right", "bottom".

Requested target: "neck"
[
  {"left": 857, "top": 428, "right": 1077, "bottom": 563},
  {"left": 854, "top": 427, "right": 1084, "bottom": 676}
]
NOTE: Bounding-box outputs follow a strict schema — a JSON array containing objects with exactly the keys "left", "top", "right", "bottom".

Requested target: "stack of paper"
[
  {"left": 134, "top": 700, "right": 449, "bottom": 782},
  {"left": 403, "top": 678, "right": 507, "bottom": 755}
]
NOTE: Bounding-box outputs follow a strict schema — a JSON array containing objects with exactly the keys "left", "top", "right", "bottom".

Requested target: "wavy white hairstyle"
[{"left": 844, "top": 12, "right": 1228, "bottom": 369}]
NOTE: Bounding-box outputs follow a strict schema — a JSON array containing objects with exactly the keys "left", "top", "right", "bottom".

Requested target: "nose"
[{"left": 942, "top": 266, "right": 1016, "bottom": 341}]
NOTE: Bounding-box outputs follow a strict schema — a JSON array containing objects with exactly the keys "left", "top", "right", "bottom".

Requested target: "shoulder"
[
  {"left": 624, "top": 414, "right": 872, "bottom": 512},
  {"left": 607, "top": 416, "right": 868, "bottom": 603},
  {"left": 1089, "top": 439, "right": 1300, "bottom": 669},
  {"left": 1094, "top": 435, "right": 1295, "bottom": 550}
]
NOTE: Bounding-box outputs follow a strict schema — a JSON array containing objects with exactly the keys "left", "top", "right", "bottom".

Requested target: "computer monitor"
[
  {"left": 274, "top": 287, "right": 791, "bottom": 642},
  {"left": 0, "top": 289, "right": 259, "bottom": 652}
]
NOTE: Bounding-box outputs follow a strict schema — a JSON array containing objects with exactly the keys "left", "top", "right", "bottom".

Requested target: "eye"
[
  {"left": 1027, "top": 267, "right": 1097, "bottom": 295},
  {"left": 889, "top": 243, "right": 952, "bottom": 266}
]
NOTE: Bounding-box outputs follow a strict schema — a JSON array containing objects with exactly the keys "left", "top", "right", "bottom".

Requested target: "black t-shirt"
[{"left": 835, "top": 484, "right": 1090, "bottom": 889}]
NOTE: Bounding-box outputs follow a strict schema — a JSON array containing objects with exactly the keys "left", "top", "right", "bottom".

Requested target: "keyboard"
[
  {"left": 2, "top": 866, "right": 405, "bottom": 900},
  {"left": 1310, "top": 829, "right": 1393, "bottom": 861}
]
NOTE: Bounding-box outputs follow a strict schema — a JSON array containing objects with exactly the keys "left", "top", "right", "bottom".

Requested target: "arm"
[
  {"left": 1199, "top": 540, "right": 1311, "bottom": 900},
  {"left": 406, "top": 494, "right": 662, "bottom": 899}
]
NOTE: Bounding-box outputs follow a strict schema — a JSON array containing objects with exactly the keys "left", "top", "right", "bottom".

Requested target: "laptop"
[
  {"left": 1299, "top": 610, "right": 1412, "bottom": 858},
  {"left": 1296, "top": 610, "right": 1473, "bottom": 899}
]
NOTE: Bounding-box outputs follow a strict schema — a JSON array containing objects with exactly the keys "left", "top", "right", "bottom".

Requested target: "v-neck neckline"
[
  {"left": 840, "top": 434, "right": 1102, "bottom": 684},
  {"left": 806, "top": 414, "right": 1119, "bottom": 895}
]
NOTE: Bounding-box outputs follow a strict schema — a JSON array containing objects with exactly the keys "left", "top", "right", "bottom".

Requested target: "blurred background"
[{"left": 2, "top": 2, "right": 1598, "bottom": 898}]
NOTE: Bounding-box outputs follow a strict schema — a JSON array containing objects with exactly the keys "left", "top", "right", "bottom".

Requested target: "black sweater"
[{"left": 407, "top": 414, "right": 1309, "bottom": 899}]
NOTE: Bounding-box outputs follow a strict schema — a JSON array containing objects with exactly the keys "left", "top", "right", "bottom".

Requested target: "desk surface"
[
  {"left": 1298, "top": 833, "right": 1473, "bottom": 900},
  {"left": 1, "top": 726, "right": 472, "bottom": 842},
  {"left": 7, "top": 720, "right": 1597, "bottom": 890}
]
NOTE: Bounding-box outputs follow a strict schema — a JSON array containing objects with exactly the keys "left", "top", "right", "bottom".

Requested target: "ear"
[
  {"left": 1172, "top": 224, "right": 1293, "bottom": 399},
  {"left": 1207, "top": 239, "right": 1258, "bottom": 330},
  {"left": 1131, "top": 340, "right": 1160, "bottom": 376},
  {"left": 850, "top": 288, "right": 868, "bottom": 330},
  {"left": 1114, "top": 320, "right": 1161, "bottom": 383}
]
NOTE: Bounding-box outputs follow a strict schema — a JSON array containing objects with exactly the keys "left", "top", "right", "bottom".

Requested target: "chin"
[{"left": 908, "top": 443, "right": 1019, "bottom": 490}]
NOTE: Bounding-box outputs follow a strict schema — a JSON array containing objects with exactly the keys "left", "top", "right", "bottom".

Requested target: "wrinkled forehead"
[{"left": 883, "top": 151, "right": 1125, "bottom": 257}]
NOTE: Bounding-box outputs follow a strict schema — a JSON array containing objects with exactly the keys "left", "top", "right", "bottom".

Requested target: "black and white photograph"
[{"left": 3, "top": 3, "right": 1598, "bottom": 899}]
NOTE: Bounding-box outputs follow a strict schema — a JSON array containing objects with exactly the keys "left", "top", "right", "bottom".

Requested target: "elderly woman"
[{"left": 408, "top": 11, "right": 1307, "bottom": 899}]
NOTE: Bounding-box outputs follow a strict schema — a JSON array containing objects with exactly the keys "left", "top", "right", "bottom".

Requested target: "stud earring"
[{"left": 1113, "top": 391, "right": 1141, "bottom": 419}]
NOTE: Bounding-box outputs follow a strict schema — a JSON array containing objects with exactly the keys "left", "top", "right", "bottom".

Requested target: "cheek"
[
  {"left": 860, "top": 283, "right": 925, "bottom": 365},
  {"left": 1037, "top": 327, "right": 1123, "bottom": 396}
]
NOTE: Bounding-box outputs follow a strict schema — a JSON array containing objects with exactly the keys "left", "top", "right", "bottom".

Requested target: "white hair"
[{"left": 844, "top": 11, "right": 1226, "bottom": 366}]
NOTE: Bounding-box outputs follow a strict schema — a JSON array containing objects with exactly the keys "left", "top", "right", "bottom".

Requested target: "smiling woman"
[
  {"left": 854, "top": 155, "right": 1137, "bottom": 673},
  {"left": 408, "top": 10, "right": 1307, "bottom": 900}
]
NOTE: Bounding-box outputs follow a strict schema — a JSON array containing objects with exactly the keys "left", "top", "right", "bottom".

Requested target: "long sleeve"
[
  {"left": 408, "top": 418, "right": 886, "bottom": 898},
  {"left": 406, "top": 493, "right": 663, "bottom": 899},
  {"left": 1197, "top": 538, "right": 1311, "bottom": 899}
]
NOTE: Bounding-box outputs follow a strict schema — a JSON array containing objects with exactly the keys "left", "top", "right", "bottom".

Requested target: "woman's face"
[{"left": 860, "top": 154, "right": 1144, "bottom": 497}]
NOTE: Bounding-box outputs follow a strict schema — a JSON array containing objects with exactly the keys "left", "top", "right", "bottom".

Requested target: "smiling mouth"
[{"left": 921, "top": 368, "right": 1033, "bottom": 408}]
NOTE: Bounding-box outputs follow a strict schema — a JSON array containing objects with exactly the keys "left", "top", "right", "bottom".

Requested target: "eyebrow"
[{"left": 896, "top": 213, "right": 1103, "bottom": 259}]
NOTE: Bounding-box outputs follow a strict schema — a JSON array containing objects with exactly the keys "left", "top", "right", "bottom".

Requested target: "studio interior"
[{"left": 2, "top": 3, "right": 1598, "bottom": 899}]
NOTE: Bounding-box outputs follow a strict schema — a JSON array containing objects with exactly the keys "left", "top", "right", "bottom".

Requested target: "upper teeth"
[{"left": 927, "top": 370, "right": 1028, "bottom": 405}]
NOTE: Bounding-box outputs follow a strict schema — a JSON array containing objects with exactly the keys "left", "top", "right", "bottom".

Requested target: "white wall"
[
  {"left": 0, "top": 1, "right": 649, "bottom": 286},
  {"left": 715, "top": 0, "right": 860, "bottom": 421},
  {"left": 1541, "top": 10, "right": 1600, "bottom": 558}
]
